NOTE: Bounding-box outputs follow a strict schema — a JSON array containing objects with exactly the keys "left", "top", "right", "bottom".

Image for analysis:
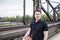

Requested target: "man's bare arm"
[
  {"left": 43, "top": 31, "right": 48, "bottom": 40},
  {"left": 24, "top": 28, "right": 31, "bottom": 37}
]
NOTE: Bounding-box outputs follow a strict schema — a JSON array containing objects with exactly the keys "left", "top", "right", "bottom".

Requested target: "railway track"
[{"left": 0, "top": 22, "right": 60, "bottom": 40}]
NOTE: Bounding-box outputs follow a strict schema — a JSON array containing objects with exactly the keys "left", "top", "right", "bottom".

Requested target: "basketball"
[{"left": 25, "top": 36, "right": 32, "bottom": 40}]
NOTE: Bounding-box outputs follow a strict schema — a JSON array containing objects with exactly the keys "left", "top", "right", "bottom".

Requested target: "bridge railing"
[{"left": 0, "top": 22, "right": 60, "bottom": 40}]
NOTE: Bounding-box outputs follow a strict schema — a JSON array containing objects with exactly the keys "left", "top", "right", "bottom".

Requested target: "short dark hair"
[{"left": 35, "top": 10, "right": 41, "bottom": 13}]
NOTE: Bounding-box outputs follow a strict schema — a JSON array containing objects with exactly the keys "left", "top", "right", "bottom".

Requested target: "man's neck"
[{"left": 35, "top": 19, "right": 40, "bottom": 22}]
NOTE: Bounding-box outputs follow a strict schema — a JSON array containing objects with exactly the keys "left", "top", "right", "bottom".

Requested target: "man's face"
[{"left": 35, "top": 12, "right": 41, "bottom": 20}]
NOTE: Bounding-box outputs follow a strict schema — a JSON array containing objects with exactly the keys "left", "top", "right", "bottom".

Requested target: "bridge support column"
[{"left": 33, "top": 0, "right": 41, "bottom": 20}]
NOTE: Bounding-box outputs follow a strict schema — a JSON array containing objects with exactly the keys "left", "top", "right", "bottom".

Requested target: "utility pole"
[{"left": 23, "top": 0, "right": 26, "bottom": 25}]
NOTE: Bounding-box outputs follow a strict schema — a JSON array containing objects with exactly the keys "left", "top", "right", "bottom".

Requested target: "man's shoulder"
[
  {"left": 30, "top": 20, "right": 35, "bottom": 25},
  {"left": 40, "top": 20, "right": 47, "bottom": 24},
  {"left": 30, "top": 20, "right": 35, "bottom": 24},
  {"left": 31, "top": 20, "right": 35, "bottom": 22}
]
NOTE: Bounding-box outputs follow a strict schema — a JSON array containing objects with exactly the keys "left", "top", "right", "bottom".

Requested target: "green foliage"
[
  {"left": 4, "top": 17, "right": 16, "bottom": 22},
  {"left": 16, "top": 16, "right": 23, "bottom": 22},
  {"left": 25, "top": 15, "right": 33, "bottom": 23},
  {"left": 0, "top": 14, "right": 55, "bottom": 23},
  {"left": 41, "top": 15, "right": 48, "bottom": 21},
  {"left": 0, "top": 15, "right": 33, "bottom": 23},
  {"left": 58, "top": 16, "right": 60, "bottom": 21}
]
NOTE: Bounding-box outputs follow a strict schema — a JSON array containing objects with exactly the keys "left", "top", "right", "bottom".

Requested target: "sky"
[{"left": 0, "top": 0, "right": 60, "bottom": 17}]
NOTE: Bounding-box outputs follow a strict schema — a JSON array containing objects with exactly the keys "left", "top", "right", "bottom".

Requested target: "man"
[{"left": 23, "top": 10, "right": 48, "bottom": 40}]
